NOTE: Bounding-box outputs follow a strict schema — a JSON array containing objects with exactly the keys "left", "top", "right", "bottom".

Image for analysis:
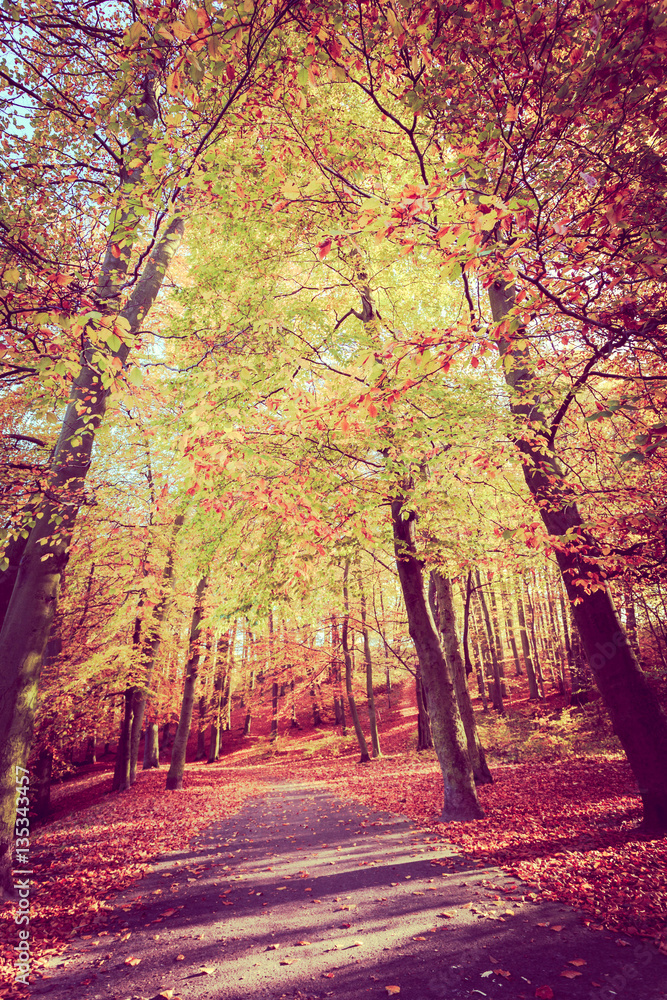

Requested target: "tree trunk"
[
  {"left": 331, "top": 614, "right": 346, "bottom": 730},
  {"left": 359, "top": 572, "right": 381, "bottom": 758},
  {"left": 392, "top": 494, "right": 483, "bottom": 821},
  {"left": 475, "top": 572, "right": 504, "bottom": 713},
  {"left": 131, "top": 515, "right": 184, "bottom": 779},
  {"left": 165, "top": 576, "right": 208, "bottom": 791},
  {"left": 112, "top": 687, "right": 136, "bottom": 792},
  {"left": 342, "top": 562, "right": 371, "bottom": 762},
  {"left": 378, "top": 585, "right": 392, "bottom": 708},
  {"left": 34, "top": 749, "right": 53, "bottom": 821},
  {"left": 489, "top": 277, "right": 667, "bottom": 831},
  {"left": 517, "top": 591, "right": 540, "bottom": 699},
  {"left": 432, "top": 573, "right": 492, "bottom": 785},
  {"left": 416, "top": 665, "right": 433, "bottom": 750},
  {"left": 143, "top": 722, "right": 159, "bottom": 770}
]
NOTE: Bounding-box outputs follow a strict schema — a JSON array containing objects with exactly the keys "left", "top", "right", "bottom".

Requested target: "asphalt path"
[{"left": 33, "top": 782, "right": 667, "bottom": 1000}]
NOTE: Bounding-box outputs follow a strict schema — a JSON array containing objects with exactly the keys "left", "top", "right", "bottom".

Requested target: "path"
[{"left": 33, "top": 783, "right": 667, "bottom": 1000}]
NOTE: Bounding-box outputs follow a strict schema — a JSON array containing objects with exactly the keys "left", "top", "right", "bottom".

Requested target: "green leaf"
[
  {"left": 127, "top": 367, "right": 143, "bottom": 386},
  {"left": 105, "top": 332, "right": 122, "bottom": 352}
]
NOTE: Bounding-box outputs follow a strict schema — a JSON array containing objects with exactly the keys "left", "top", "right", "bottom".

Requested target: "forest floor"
[{"left": 2, "top": 678, "right": 667, "bottom": 998}]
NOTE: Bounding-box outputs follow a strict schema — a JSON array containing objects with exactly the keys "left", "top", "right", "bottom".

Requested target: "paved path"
[{"left": 34, "top": 782, "right": 667, "bottom": 1000}]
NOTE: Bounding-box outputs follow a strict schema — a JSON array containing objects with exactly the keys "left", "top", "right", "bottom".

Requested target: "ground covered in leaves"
[{"left": 2, "top": 681, "right": 666, "bottom": 994}]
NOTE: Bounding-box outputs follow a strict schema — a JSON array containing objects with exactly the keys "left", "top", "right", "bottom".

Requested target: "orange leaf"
[
  {"left": 386, "top": 988, "right": 401, "bottom": 996},
  {"left": 535, "top": 988, "right": 554, "bottom": 1000},
  {"left": 561, "top": 970, "right": 582, "bottom": 979}
]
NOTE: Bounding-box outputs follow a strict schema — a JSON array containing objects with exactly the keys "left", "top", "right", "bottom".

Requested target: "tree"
[{"left": 0, "top": 0, "right": 300, "bottom": 894}]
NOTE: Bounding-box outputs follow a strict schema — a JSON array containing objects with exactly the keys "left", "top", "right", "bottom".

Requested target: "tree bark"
[
  {"left": 392, "top": 495, "right": 483, "bottom": 821},
  {"left": 342, "top": 562, "right": 371, "bottom": 763},
  {"left": 165, "top": 576, "right": 208, "bottom": 791},
  {"left": 489, "top": 277, "right": 667, "bottom": 830},
  {"left": 415, "top": 664, "right": 433, "bottom": 751},
  {"left": 359, "top": 571, "right": 381, "bottom": 758},
  {"left": 432, "top": 572, "right": 492, "bottom": 785},
  {"left": 130, "top": 515, "right": 184, "bottom": 780},
  {"left": 143, "top": 722, "right": 159, "bottom": 770},
  {"left": 475, "top": 572, "right": 504, "bottom": 713},
  {"left": 112, "top": 687, "right": 135, "bottom": 793}
]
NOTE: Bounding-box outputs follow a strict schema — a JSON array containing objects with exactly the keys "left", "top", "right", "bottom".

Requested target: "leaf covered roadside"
[
  {"left": 305, "top": 754, "right": 667, "bottom": 951},
  {"left": 0, "top": 767, "right": 262, "bottom": 994}
]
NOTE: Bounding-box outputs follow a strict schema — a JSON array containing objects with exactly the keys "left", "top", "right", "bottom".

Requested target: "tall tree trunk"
[
  {"left": 517, "top": 590, "right": 540, "bottom": 699},
  {"left": 112, "top": 687, "right": 135, "bottom": 793},
  {"left": 378, "top": 585, "right": 392, "bottom": 708},
  {"left": 342, "top": 562, "right": 370, "bottom": 762},
  {"left": 415, "top": 664, "right": 433, "bottom": 750},
  {"left": 359, "top": 571, "right": 381, "bottom": 758},
  {"left": 489, "top": 277, "right": 667, "bottom": 831},
  {"left": 475, "top": 572, "right": 504, "bottom": 713},
  {"left": 130, "top": 514, "right": 185, "bottom": 780},
  {"left": 330, "top": 613, "right": 346, "bottom": 730},
  {"left": 165, "top": 576, "right": 208, "bottom": 791},
  {"left": 34, "top": 748, "right": 53, "bottom": 821},
  {"left": 432, "top": 573, "right": 493, "bottom": 785},
  {"left": 392, "top": 494, "right": 483, "bottom": 821},
  {"left": 143, "top": 722, "right": 159, "bottom": 770}
]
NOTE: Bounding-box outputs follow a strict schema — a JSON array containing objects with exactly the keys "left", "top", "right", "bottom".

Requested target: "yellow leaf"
[
  {"left": 386, "top": 987, "right": 401, "bottom": 995},
  {"left": 505, "top": 103, "right": 518, "bottom": 122},
  {"left": 125, "top": 956, "right": 141, "bottom": 966},
  {"left": 170, "top": 20, "right": 190, "bottom": 39},
  {"left": 3, "top": 268, "right": 20, "bottom": 283},
  {"left": 175, "top": 954, "right": 185, "bottom": 961},
  {"left": 199, "top": 966, "right": 215, "bottom": 974}
]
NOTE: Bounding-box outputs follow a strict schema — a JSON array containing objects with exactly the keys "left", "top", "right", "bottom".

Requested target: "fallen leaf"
[
  {"left": 437, "top": 912, "right": 453, "bottom": 918},
  {"left": 535, "top": 988, "right": 554, "bottom": 999},
  {"left": 125, "top": 956, "right": 141, "bottom": 966},
  {"left": 412, "top": 936, "right": 426, "bottom": 941},
  {"left": 175, "top": 954, "right": 185, "bottom": 962},
  {"left": 322, "top": 972, "right": 334, "bottom": 978},
  {"left": 280, "top": 959, "right": 296, "bottom": 965},
  {"left": 550, "top": 925, "right": 564, "bottom": 932},
  {"left": 561, "top": 970, "right": 582, "bottom": 979},
  {"left": 266, "top": 944, "right": 279, "bottom": 951},
  {"left": 295, "top": 940, "right": 311, "bottom": 946},
  {"left": 199, "top": 966, "right": 215, "bottom": 975},
  {"left": 386, "top": 987, "right": 400, "bottom": 995},
  {"left": 568, "top": 958, "right": 587, "bottom": 967}
]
